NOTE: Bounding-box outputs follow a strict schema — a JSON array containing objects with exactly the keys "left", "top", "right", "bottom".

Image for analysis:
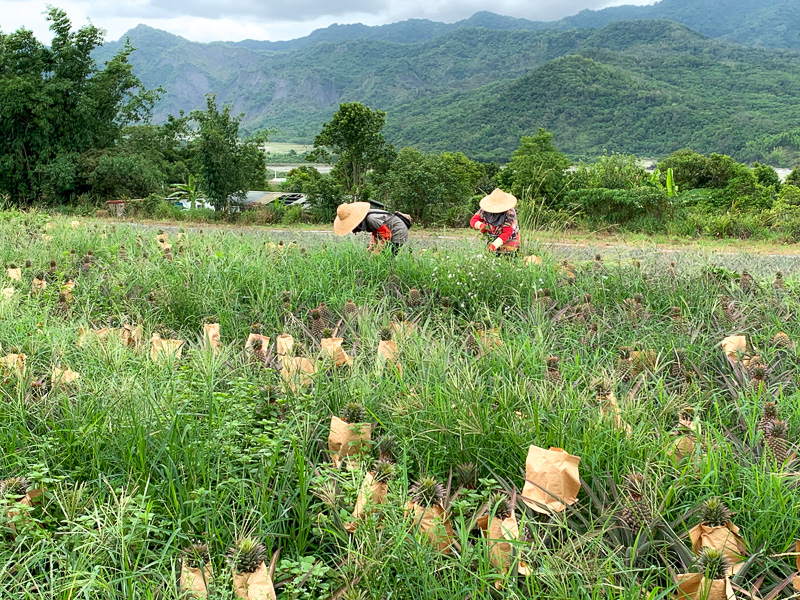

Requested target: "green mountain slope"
[{"left": 97, "top": 20, "right": 800, "bottom": 161}]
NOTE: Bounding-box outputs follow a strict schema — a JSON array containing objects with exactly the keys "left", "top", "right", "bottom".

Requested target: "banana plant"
[
  {"left": 666, "top": 168, "right": 677, "bottom": 197},
  {"left": 168, "top": 174, "right": 202, "bottom": 210}
]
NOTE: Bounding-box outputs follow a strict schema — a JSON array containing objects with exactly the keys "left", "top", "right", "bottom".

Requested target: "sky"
[{"left": 1, "top": 0, "right": 658, "bottom": 43}]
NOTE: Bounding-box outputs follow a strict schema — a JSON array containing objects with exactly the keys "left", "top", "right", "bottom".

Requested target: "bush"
[
  {"left": 86, "top": 153, "right": 166, "bottom": 200},
  {"left": 566, "top": 187, "right": 671, "bottom": 224},
  {"left": 570, "top": 152, "right": 647, "bottom": 191}
]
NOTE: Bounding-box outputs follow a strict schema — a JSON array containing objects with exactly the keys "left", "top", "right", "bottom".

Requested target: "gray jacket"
[{"left": 354, "top": 211, "right": 409, "bottom": 245}]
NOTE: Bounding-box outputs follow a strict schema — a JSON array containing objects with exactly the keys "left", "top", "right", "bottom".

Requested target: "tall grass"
[{"left": 0, "top": 210, "right": 799, "bottom": 598}]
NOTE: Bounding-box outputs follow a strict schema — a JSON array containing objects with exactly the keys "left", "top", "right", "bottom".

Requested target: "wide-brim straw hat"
[
  {"left": 479, "top": 188, "right": 518, "bottom": 213},
  {"left": 333, "top": 202, "right": 372, "bottom": 236}
]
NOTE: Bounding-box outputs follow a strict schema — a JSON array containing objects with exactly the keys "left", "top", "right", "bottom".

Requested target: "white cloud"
[{"left": 0, "top": 0, "right": 659, "bottom": 43}]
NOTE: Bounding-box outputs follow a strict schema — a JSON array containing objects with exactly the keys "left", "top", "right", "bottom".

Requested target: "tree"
[
  {"left": 190, "top": 95, "right": 267, "bottom": 212},
  {"left": 786, "top": 166, "right": 800, "bottom": 188},
  {"left": 376, "top": 148, "right": 473, "bottom": 225},
  {"left": 0, "top": 8, "right": 159, "bottom": 203},
  {"left": 495, "top": 129, "right": 571, "bottom": 206},
  {"left": 308, "top": 102, "right": 395, "bottom": 202}
]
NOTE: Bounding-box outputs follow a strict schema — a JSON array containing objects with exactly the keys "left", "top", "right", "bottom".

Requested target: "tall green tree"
[
  {"left": 190, "top": 95, "right": 268, "bottom": 212},
  {"left": 308, "top": 102, "right": 395, "bottom": 202},
  {"left": 496, "top": 129, "right": 571, "bottom": 206},
  {"left": 0, "top": 7, "right": 159, "bottom": 203}
]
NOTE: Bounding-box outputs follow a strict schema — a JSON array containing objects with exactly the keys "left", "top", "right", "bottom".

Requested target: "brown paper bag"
[
  {"left": 31, "top": 277, "right": 46, "bottom": 292},
  {"left": 675, "top": 573, "right": 735, "bottom": 600},
  {"left": 41, "top": 234, "right": 52, "bottom": 242},
  {"left": 670, "top": 435, "right": 699, "bottom": 464},
  {"left": 476, "top": 328, "right": 503, "bottom": 351},
  {"left": 1, "top": 353, "right": 26, "bottom": 377},
  {"left": 51, "top": 367, "right": 80, "bottom": 388},
  {"left": 121, "top": 324, "right": 143, "bottom": 348},
  {"left": 246, "top": 334, "right": 270, "bottom": 360},
  {"left": 345, "top": 471, "right": 388, "bottom": 532},
  {"left": 276, "top": 334, "right": 294, "bottom": 356},
  {"left": 233, "top": 561, "right": 276, "bottom": 600},
  {"left": 521, "top": 446, "right": 581, "bottom": 514},
  {"left": 70, "top": 220, "right": 81, "bottom": 228},
  {"left": 156, "top": 233, "right": 171, "bottom": 251},
  {"left": 390, "top": 321, "right": 415, "bottom": 342},
  {"left": 203, "top": 323, "right": 222, "bottom": 353},
  {"left": 720, "top": 336, "right": 748, "bottom": 363},
  {"left": 328, "top": 416, "right": 371, "bottom": 468},
  {"left": 689, "top": 523, "right": 746, "bottom": 575},
  {"left": 405, "top": 502, "right": 454, "bottom": 553},
  {"left": 377, "top": 340, "right": 402, "bottom": 375},
  {"left": 630, "top": 349, "right": 657, "bottom": 374},
  {"left": 320, "top": 337, "right": 353, "bottom": 367},
  {"left": 523, "top": 255, "right": 542, "bottom": 267},
  {"left": 61, "top": 280, "right": 76, "bottom": 300},
  {"left": 2, "top": 287, "right": 14, "bottom": 301},
  {"left": 280, "top": 356, "right": 315, "bottom": 393},
  {"left": 7, "top": 268, "right": 21, "bottom": 281},
  {"left": 150, "top": 334, "right": 184, "bottom": 363},
  {"left": 793, "top": 540, "right": 800, "bottom": 591},
  {"left": 6, "top": 488, "right": 43, "bottom": 535},
  {"left": 180, "top": 561, "right": 213, "bottom": 597},
  {"left": 487, "top": 514, "right": 531, "bottom": 578}
]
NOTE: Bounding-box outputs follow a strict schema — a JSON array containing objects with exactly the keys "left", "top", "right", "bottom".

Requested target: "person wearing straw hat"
[
  {"left": 470, "top": 189, "right": 520, "bottom": 255},
  {"left": 333, "top": 202, "right": 409, "bottom": 254}
]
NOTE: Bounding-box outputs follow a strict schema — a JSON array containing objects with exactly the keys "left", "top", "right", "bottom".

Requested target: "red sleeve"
[
  {"left": 373, "top": 224, "right": 392, "bottom": 241},
  {"left": 498, "top": 224, "right": 514, "bottom": 243},
  {"left": 469, "top": 213, "right": 482, "bottom": 229}
]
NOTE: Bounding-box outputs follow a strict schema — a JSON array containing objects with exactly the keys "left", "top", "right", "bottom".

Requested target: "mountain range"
[{"left": 96, "top": 0, "right": 800, "bottom": 162}]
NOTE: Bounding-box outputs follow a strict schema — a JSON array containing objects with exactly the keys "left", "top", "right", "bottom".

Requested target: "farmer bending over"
[
  {"left": 334, "top": 202, "right": 409, "bottom": 254},
  {"left": 470, "top": 189, "right": 519, "bottom": 256}
]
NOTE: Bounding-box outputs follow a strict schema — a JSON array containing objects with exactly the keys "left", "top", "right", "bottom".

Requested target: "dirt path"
[{"left": 110, "top": 220, "right": 800, "bottom": 277}]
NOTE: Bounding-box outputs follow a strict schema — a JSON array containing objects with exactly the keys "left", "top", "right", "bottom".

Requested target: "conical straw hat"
[
  {"left": 479, "top": 189, "right": 518, "bottom": 213},
  {"left": 333, "top": 202, "right": 372, "bottom": 236}
]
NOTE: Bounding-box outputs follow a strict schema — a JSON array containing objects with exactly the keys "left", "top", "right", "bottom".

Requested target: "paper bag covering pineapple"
[
  {"left": 1, "top": 477, "right": 43, "bottom": 536},
  {"left": 405, "top": 476, "right": 454, "bottom": 553},
  {"left": 203, "top": 323, "right": 222, "bottom": 353},
  {"left": 720, "top": 335, "right": 756, "bottom": 367},
  {"left": 320, "top": 337, "right": 353, "bottom": 367},
  {"left": 180, "top": 543, "right": 213, "bottom": 598},
  {"left": 6, "top": 267, "right": 21, "bottom": 281},
  {"left": 156, "top": 233, "right": 171, "bottom": 251},
  {"left": 675, "top": 548, "right": 736, "bottom": 600},
  {"left": 246, "top": 333, "right": 270, "bottom": 361},
  {"left": 483, "top": 492, "right": 531, "bottom": 586},
  {"left": 228, "top": 537, "right": 276, "bottom": 600},
  {"left": 345, "top": 460, "right": 394, "bottom": 532},
  {"left": 594, "top": 380, "right": 631, "bottom": 434},
  {"left": 31, "top": 276, "right": 47, "bottom": 292},
  {"left": 377, "top": 327, "right": 401, "bottom": 375},
  {"left": 793, "top": 539, "right": 800, "bottom": 591},
  {"left": 689, "top": 499, "right": 745, "bottom": 576},
  {"left": 275, "top": 334, "right": 294, "bottom": 356},
  {"left": 521, "top": 445, "right": 581, "bottom": 514},
  {"left": 51, "top": 367, "right": 80, "bottom": 390},
  {"left": 279, "top": 356, "right": 315, "bottom": 393},
  {"left": 523, "top": 255, "right": 542, "bottom": 267},
  {"left": 60, "top": 280, "right": 76, "bottom": 301},
  {"left": 1, "top": 287, "right": 14, "bottom": 300},
  {"left": 150, "top": 333, "right": 185, "bottom": 363},
  {"left": 328, "top": 403, "right": 371, "bottom": 468},
  {"left": 1, "top": 353, "right": 26, "bottom": 378},
  {"left": 669, "top": 409, "right": 702, "bottom": 465}
]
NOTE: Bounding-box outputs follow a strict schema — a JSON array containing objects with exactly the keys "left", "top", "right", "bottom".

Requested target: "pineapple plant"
[
  {"left": 632, "top": 293, "right": 645, "bottom": 317},
  {"left": 454, "top": 462, "right": 480, "bottom": 490},
  {"left": 376, "top": 434, "right": 396, "bottom": 461},
  {"left": 617, "top": 347, "right": 632, "bottom": 382},
  {"left": 281, "top": 290, "right": 291, "bottom": 305},
  {"left": 666, "top": 261, "right": 678, "bottom": 278},
  {"left": 372, "top": 459, "right": 397, "bottom": 483},
  {"left": 344, "top": 299, "right": 358, "bottom": 317},
  {"left": 25, "top": 259, "right": 32, "bottom": 269},
  {"left": 182, "top": 542, "right": 211, "bottom": 569},
  {"left": 341, "top": 402, "right": 368, "bottom": 425},
  {"left": 379, "top": 326, "right": 393, "bottom": 341},
  {"left": 695, "top": 548, "right": 730, "bottom": 581},
  {"left": 226, "top": 536, "right": 266, "bottom": 574},
  {"left": 617, "top": 472, "right": 651, "bottom": 531},
  {"left": 740, "top": 270, "right": 754, "bottom": 293},
  {"left": 317, "top": 302, "right": 331, "bottom": 321},
  {"left": 322, "top": 328, "right": 333, "bottom": 340},
  {"left": 465, "top": 333, "right": 479, "bottom": 356},
  {"left": 534, "top": 288, "right": 554, "bottom": 310},
  {"left": 670, "top": 349, "right": 687, "bottom": 380},
  {"left": 771, "top": 331, "right": 794, "bottom": 350},
  {"left": 409, "top": 475, "right": 446, "bottom": 507},
  {"left": 407, "top": 287, "right": 421, "bottom": 307},
  {"left": 593, "top": 254, "right": 603, "bottom": 271},
  {"left": 765, "top": 420, "right": 789, "bottom": 465},
  {"left": 578, "top": 294, "right": 594, "bottom": 318},
  {"left": 310, "top": 309, "right": 324, "bottom": 339},
  {"left": 757, "top": 401, "right": 779, "bottom": 434},
  {"left": 750, "top": 364, "right": 767, "bottom": 387},
  {"left": 583, "top": 321, "right": 600, "bottom": 348},
  {"left": 487, "top": 491, "right": 512, "bottom": 520},
  {"left": 720, "top": 296, "right": 735, "bottom": 323},
  {"left": 0, "top": 477, "right": 30, "bottom": 497},
  {"left": 699, "top": 498, "right": 731, "bottom": 527},
  {"left": 773, "top": 271, "right": 785, "bottom": 291},
  {"left": 544, "top": 356, "right": 562, "bottom": 384}
]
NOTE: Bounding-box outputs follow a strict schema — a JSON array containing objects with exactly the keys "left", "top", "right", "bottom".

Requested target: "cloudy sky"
[{"left": 2, "top": 0, "right": 657, "bottom": 43}]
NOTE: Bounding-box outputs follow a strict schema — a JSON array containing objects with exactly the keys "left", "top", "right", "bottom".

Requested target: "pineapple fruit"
[
  {"left": 379, "top": 326, "right": 393, "bottom": 341},
  {"left": 344, "top": 299, "right": 358, "bottom": 317},
  {"left": 757, "top": 401, "right": 779, "bottom": 434},
  {"left": 773, "top": 271, "right": 785, "bottom": 291},
  {"left": 544, "top": 356, "right": 562, "bottom": 384},
  {"left": 407, "top": 288, "right": 421, "bottom": 307},
  {"left": 182, "top": 542, "right": 211, "bottom": 570},
  {"left": 341, "top": 402, "right": 369, "bottom": 425},
  {"left": 771, "top": 331, "right": 794, "bottom": 350},
  {"left": 765, "top": 420, "right": 789, "bottom": 466},
  {"left": 739, "top": 271, "right": 754, "bottom": 294},
  {"left": 227, "top": 536, "right": 266, "bottom": 574},
  {"left": 487, "top": 491, "right": 512, "bottom": 520},
  {"left": 617, "top": 472, "right": 651, "bottom": 531},
  {"left": 696, "top": 548, "right": 730, "bottom": 581},
  {"left": 372, "top": 459, "right": 397, "bottom": 483},
  {"left": 700, "top": 498, "right": 731, "bottom": 527},
  {"left": 310, "top": 309, "right": 324, "bottom": 339},
  {"left": 409, "top": 476, "right": 446, "bottom": 507}
]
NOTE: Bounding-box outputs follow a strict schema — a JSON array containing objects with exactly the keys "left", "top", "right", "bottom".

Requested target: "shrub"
[
  {"left": 86, "top": 153, "right": 166, "bottom": 200},
  {"left": 566, "top": 187, "right": 671, "bottom": 224}
]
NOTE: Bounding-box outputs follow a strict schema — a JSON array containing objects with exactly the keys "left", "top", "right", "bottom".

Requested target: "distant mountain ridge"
[{"left": 95, "top": 3, "right": 800, "bottom": 162}]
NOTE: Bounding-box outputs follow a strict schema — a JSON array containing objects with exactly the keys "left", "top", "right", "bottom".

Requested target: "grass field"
[{"left": 1, "top": 211, "right": 799, "bottom": 599}]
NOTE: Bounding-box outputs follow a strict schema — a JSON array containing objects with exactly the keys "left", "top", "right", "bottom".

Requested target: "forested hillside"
[{"left": 96, "top": 19, "right": 800, "bottom": 162}]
